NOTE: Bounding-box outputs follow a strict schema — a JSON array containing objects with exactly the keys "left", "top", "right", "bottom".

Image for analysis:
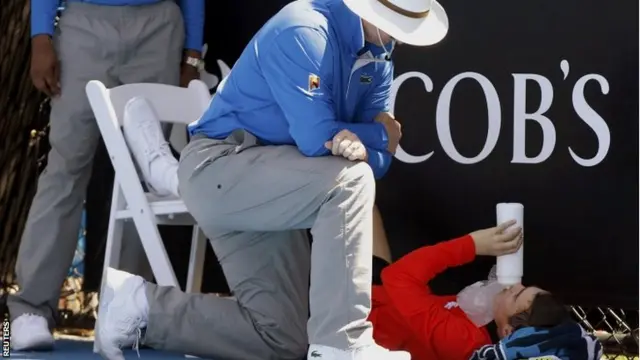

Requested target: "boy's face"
[{"left": 493, "top": 284, "right": 546, "bottom": 338}]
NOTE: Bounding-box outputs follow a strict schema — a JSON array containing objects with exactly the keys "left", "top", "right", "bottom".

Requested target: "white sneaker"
[
  {"left": 122, "top": 97, "right": 179, "bottom": 197},
  {"left": 308, "top": 344, "right": 411, "bottom": 360},
  {"left": 95, "top": 268, "right": 149, "bottom": 360},
  {"left": 10, "top": 314, "right": 54, "bottom": 351}
]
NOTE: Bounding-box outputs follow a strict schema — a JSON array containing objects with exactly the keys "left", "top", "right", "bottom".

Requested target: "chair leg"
[
  {"left": 186, "top": 226, "right": 207, "bottom": 293},
  {"left": 93, "top": 219, "right": 124, "bottom": 353},
  {"left": 93, "top": 187, "right": 125, "bottom": 353},
  {"left": 131, "top": 212, "right": 179, "bottom": 287}
]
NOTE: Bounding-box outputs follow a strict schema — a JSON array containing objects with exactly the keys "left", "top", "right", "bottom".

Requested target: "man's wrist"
[{"left": 183, "top": 50, "right": 204, "bottom": 71}]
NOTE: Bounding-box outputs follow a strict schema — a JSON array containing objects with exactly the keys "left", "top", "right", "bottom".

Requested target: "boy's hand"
[{"left": 471, "top": 220, "right": 523, "bottom": 257}]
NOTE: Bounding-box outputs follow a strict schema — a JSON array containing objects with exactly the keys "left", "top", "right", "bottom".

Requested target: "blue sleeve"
[
  {"left": 358, "top": 61, "right": 394, "bottom": 129},
  {"left": 366, "top": 146, "right": 393, "bottom": 179},
  {"left": 359, "top": 61, "right": 395, "bottom": 178},
  {"left": 260, "top": 27, "right": 389, "bottom": 157},
  {"left": 178, "top": 0, "right": 205, "bottom": 51},
  {"left": 31, "top": 0, "right": 60, "bottom": 37}
]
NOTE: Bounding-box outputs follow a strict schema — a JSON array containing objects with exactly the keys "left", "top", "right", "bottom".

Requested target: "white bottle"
[{"left": 495, "top": 203, "right": 524, "bottom": 286}]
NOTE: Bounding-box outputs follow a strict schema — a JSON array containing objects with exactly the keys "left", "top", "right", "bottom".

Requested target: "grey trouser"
[
  {"left": 8, "top": 1, "right": 184, "bottom": 326},
  {"left": 143, "top": 131, "right": 376, "bottom": 359}
]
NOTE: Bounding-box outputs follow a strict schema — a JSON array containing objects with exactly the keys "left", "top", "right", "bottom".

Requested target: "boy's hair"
[{"left": 508, "top": 293, "right": 571, "bottom": 330}]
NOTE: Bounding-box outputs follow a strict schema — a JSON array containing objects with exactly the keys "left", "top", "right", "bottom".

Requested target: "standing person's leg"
[
  {"left": 8, "top": 3, "right": 120, "bottom": 350},
  {"left": 117, "top": 0, "right": 183, "bottom": 131},
  {"left": 106, "top": 0, "right": 185, "bottom": 281}
]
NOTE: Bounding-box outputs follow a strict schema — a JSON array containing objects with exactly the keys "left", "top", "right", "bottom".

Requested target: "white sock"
[
  {"left": 148, "top": 159, "right": 179, "bottom": 197},
  {"left": 167, "top": 172, "right": 179, "bottom": 197}
]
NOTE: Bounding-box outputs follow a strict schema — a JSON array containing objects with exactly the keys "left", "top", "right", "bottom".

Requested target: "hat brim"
[{"left": 344, "top": 0, "right": 449, "bottom": 46}]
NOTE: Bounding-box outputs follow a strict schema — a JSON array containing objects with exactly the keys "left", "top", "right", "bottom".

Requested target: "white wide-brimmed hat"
[{"left": 343, "top": 0, "right": 449, "bottom": 46}]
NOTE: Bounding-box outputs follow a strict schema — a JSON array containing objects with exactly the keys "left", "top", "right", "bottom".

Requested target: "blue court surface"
[{"left": 9, "top": 337, "right": 196, "bottom": 360}]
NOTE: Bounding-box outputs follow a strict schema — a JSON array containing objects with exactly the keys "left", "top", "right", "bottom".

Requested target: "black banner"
[{"left": 203, "top": 0, "right": 639, "bottom": 308}]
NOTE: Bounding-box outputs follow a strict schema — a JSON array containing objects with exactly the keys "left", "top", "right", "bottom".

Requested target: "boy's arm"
[{"left": 381, "top": 235, "right": 491, "bottom": 358}]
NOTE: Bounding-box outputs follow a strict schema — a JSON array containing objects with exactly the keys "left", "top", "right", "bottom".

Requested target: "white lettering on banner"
[
  {"left": 390, "top": 59, "right": 611, "bottom": 166},
  {"left": 390, "top": 72, "right": 435, "bottom": 163},
  {"left": 570, "top": 74, "right": 610, "bottom": 167},
  {"left": 512, "top": 74, "right": 556, "bottom": 164},
  {"left": 437, "top": 72, "right": 501, "bottom": 164}
]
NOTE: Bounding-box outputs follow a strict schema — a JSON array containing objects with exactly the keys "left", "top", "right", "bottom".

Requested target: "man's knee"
[
  {"left": 42, "top": 139, "right": 98, "bottom": 181},
  {"left": 334, "top": 160, "right": 376, "bottom": 200},
  {"left": 47, "top": 112, "right": 100, "bottom": 175}
]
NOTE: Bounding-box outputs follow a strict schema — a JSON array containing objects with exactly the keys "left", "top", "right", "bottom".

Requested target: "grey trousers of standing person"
[
  {"left": 8, "top": 0, "right": 184, "bottom": 327},
  {"left": 142, "top": 131, "right": 376, "bottom": 360}
]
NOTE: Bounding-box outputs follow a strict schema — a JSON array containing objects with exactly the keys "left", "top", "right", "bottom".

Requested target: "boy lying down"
[
  {"left": 118, "top": 99, "right": 602, "bottom": 360},
  {"left": 369, "top": 207, "right": 603, "bottom": 360}
]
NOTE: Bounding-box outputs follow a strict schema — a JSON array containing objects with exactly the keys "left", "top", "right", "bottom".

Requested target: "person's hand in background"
[
  {"left": 470, "top": 220, "right": 522, "bottom": 257},
  {"left": 31, "top": 35, "right": 60, "bottom": 97},
  {"left": 180, "top": 50, "right": 202, "bottom": 87},
  {"left": 375, "top": 112, "right": 401, "bottom": 154},
  {"left": 325, "top": 129, "right": 368, "bottom": 161}
]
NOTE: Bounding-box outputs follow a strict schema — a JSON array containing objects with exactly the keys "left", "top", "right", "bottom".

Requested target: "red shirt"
[{"left": 368, "top": 235, "right": 493, "bottom": 360}]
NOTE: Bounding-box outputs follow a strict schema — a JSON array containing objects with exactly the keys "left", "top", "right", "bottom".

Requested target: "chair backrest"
[
  {"left": 85, "top": 80, "right": 211, "bottom": 213},
  {"left": 97, "top": 80, "right": 212, "bottom": 126}
]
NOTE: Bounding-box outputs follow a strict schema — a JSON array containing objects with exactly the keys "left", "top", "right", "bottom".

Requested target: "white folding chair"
[{"left": 85, "top": 80, "right": 212, "bottom": 301}]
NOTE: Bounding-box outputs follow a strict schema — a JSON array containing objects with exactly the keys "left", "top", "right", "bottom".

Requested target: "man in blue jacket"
[
  {"left": 9, "top": 0, "right": 204, "bottom": 352},
  {"left": 96, "top": 0, "right": 449, "bottom": 359}
]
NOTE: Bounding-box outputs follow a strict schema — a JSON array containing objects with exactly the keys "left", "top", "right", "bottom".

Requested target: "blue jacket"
[
  {"left": 31, "top": 0, "right": 204, "bottom": 51},
  {"left": 189, "top": 0, "right": 395, "bottom": 178},
  {"left": 469, "top": 322, "right": 603, "bottom": 360}
]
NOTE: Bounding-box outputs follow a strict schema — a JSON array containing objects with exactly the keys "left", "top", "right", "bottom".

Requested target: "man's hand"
[
  {"left": 180, "top": 50, "right": 202, "bottom": 87},
  {"left": 375, "top": 112, "right": 402, "bottom": 154},
  {"left": 30, "top": 35, "right": 60, "bottom": 97},
  {"left": 324, "top": 129, "right": 368, "bottom": 161},
  {"left": 470, "top": 220, "right": 523, "bottom": 257}
]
